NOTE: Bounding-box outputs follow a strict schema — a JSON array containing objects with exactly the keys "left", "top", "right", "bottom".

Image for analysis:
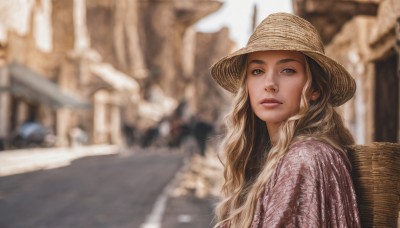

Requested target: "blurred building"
[
  {"left": 293, "top": 0, "right": 400, "bottom": 144},
  {"left": 0, "top": 0, "right": 233, "bottom": 149}
]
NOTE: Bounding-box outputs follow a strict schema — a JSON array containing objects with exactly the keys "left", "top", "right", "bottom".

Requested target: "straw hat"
[{"left": 210, "top": 12, "right": 356, "bottom": 106}]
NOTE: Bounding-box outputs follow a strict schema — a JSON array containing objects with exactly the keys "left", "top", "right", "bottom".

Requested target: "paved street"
[{"left": 0, "top": 148, "right": 215, "bottom": 228}]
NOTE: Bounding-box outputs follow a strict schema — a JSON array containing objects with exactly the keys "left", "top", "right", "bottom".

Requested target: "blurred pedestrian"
[
  {"left": 69, "top": 126, "right": 88, "bottom": 147},
  {"left": 210, "top": 13, "right": 360, "bottom": 227}
]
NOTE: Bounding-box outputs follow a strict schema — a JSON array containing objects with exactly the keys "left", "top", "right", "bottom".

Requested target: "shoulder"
[
  {"left": 289, "top": 139, "right": 336, "bottom": 154},
  {"left": 282, "top": 140, "right": 347, "bottom": 170},
  {"left": 288, "top": 139, "right": 343, "bottom": 158}
]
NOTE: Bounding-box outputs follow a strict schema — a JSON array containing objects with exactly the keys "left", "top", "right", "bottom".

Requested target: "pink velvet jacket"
[{"left": 250, "top": 140, "right": 361, "bottom": 228}]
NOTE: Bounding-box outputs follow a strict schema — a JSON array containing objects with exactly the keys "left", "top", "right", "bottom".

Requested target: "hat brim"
[{"left": 210, "top": 46, "right": 356, "bottom": 107}]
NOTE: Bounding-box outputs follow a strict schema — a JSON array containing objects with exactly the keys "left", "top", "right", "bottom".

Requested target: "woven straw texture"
[
  {"left": 348, "top": 142, "right": 400, "bottom": 228},
  {"left": 210, "top": 12, "right": 356, "bottom": 107}
]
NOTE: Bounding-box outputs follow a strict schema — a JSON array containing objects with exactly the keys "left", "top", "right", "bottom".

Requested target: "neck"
[{"left": 266, "top": 122, "right": 280, "bottom": 145}]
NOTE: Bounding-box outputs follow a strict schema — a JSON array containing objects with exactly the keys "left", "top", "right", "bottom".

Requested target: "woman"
[{"left": 210, "top": 13, "right": 360, "bottom": 227}]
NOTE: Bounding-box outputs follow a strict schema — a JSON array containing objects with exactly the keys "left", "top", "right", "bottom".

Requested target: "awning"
[
  {"left": 89, "top": 63, "right": 139, "bottom": 93},
  {"left": 7, "top": 62, "right": 91, "bottom": 109}
]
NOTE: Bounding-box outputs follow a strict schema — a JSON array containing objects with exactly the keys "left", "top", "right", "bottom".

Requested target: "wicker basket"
[{"left": 348, "top": 142, "right": 400, "bottom": 228}]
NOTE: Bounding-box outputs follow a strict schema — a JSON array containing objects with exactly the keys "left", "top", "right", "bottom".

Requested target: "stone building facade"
[
  {"left": 294, "top": 0, "right": 400, "bottom": 144},
  {"left": 0, "top": 0, "right": 232, "bottom": 149}
]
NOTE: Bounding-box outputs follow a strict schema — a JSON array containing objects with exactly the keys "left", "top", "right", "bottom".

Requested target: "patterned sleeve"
[{"left": 253, "top": 141, "right": 360, "bottom": 228}]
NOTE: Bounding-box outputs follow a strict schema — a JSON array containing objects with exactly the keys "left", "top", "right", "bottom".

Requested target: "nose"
[{"left": 264, "top": 71, "right": 278, "bottom": 93}]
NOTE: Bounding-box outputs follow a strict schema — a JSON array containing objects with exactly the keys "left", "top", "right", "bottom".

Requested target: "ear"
[{"left": 310, "top": 91, "right": 320, "bottom": 101}]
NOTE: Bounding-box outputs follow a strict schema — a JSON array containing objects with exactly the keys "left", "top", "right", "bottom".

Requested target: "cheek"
[
  {"left": 247, "top": 82, "right": 257, "bottom": 101},
  {"left": 246, "top": 80, "right": 253, "bottom": 97},
  {"left": 246, "top": 83, "right": 258, "bottom": 110},
  {"left": 289, "top": 82, "right": 306, "bottom": 107}
]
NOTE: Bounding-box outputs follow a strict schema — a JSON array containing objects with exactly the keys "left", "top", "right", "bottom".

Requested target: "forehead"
[{"left": 247, "top": 50, "right": 305, "bottom": 63}]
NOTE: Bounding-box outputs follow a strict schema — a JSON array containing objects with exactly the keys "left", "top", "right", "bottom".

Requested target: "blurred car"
[{"left": 9, "top": 121, "right": 56, "bottom": 149}]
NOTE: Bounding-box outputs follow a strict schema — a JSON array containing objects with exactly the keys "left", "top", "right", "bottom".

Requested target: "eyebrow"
[{"left": 248, "top": 58, "right": 302, "bottom": 65}]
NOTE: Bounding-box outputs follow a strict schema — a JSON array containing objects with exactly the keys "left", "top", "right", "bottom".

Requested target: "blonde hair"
[{"left": 214, "top": 55, "right": 354, "bottom": 228}]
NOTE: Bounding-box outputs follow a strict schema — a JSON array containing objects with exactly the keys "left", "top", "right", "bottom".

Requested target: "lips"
[{"left": 260, "top": 98, "right": 283, "bottom": 104}]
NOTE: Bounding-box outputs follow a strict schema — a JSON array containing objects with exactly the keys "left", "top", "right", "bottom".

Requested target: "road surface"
[{"left": 0, "top": 149, "right": 215, "bottom": 228}]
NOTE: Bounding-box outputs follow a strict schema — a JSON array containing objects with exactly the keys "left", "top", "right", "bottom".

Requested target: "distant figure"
[
  {"left": 140, "top": 127, "right": 159, "bottom": 148},
  {"left": 123, "top": 124, "right": 135, "bottom": 147},
  {"left": 0, "top": 138, "right": 4, "bottom": 151},
  {"left": 191, "top": 120, "right": 214, "bottom": 156},
  {"left": 69, "top": 126, "right": 88, "bottom": 147},
  {"left": 138, "top": 114, "right": 215, "bottom": 154}
]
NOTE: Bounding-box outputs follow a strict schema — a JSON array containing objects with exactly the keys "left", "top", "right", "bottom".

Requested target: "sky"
[{"left": 195, "top": 0, "right": 293, "bottom": 48}]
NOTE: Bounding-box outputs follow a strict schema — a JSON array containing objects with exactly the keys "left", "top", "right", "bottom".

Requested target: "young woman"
[{"left": 210, "top": 13, "right": 361, "bottom": 227}]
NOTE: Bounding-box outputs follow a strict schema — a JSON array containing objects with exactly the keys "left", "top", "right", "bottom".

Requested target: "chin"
[
  {"left": 255, "top": 112, "right": 290, "bottom": 124},
  {"left": 256, "top": 116, "right": 285, "bottom": 124}
]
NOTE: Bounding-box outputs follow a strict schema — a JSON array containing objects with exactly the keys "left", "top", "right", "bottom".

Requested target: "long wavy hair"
[{"left": 214, "top": 54, "right": 354, "bottom": 228}]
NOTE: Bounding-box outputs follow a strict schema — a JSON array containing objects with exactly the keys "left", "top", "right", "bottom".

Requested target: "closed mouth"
[{"left": 260, "top": 98, "right": 283, "bottom": 104}]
